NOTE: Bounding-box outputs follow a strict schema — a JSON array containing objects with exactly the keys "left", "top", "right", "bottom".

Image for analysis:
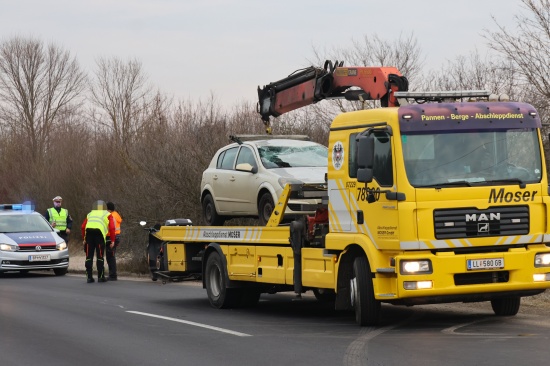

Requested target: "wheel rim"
[
  {"left": 261, "top": 199, "right": 274, "bottom": 223},
  {"left": 208, "top": 264, "right": 221, "bottom": 297}
]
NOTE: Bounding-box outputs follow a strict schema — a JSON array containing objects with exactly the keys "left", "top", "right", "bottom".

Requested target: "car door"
[
  {"left": 231, "top": 146, "right": 260, "bottom": 214},
  {"left": 212, "top": 147, "right": 238, "bottom": 212}
]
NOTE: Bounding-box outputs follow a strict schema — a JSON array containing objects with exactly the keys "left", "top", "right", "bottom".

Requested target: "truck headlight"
[
  {"left": 534, "top": 253, "right": 550, "bottom": 267},
  {"left": 57, "top": 241, "right": 67, "bottom": 251},
  {"left": 0, "top": 243, "right": 19, "bottom": 252},
  {"left": 400, "top": 260, "right": 432, "bottom": 274}
]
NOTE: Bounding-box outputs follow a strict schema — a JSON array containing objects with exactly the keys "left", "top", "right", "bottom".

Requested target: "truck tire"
[
  {"left": 491, "top": 297, "right": 520, "bottom": 316},
  {"left": 258, "top": 192, "right": 275, "bottom": 226},
  {"left": 351, "top": 256, "right": 381, "bottom": 326},
  {"left": 202, "top": 194, "right": 225, "bottom": 226},
  {"left": 205, "top": 252, "right": 238, "bottom": 308}
]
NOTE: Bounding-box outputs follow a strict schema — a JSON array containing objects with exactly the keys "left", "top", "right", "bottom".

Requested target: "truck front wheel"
[
  {"left": 205, "top": 252, "right": 238, "bottom": 308},
  {"left": 350, "top": 256, "right": 381, "bottom": 326},
  {"left": 491, "top": 297, "right": 520, "bottom": 316}
]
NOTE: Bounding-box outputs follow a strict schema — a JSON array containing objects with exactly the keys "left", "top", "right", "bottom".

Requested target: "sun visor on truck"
[{"left": 398, "top": 102, "right": 541, "bottom": 133}]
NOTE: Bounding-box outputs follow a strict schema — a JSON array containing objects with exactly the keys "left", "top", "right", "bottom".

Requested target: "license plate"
[
  {"left": 467, "top": 258, "right": 504, "bottom": 270},
  {"left": 28, "top": 254, "right": 50, "bottom": 262}
]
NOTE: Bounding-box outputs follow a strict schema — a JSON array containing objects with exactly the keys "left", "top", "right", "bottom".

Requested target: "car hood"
[
  {"left": 269, "top": 167, "right": 327, "bottom": 183},
  {"left": 0, "top": 232, "right": 63, "bottom": 246}
]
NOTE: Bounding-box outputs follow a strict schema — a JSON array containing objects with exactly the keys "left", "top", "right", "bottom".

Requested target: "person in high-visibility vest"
[
  {"left": 44, "top": 196, "right": 73, "bottom": 243},
  {"left": 81, "top": 200, "right": 116, "bottom": 283},
  {"left": 106, "top": 201, "right": 122, "bottom": 280}
]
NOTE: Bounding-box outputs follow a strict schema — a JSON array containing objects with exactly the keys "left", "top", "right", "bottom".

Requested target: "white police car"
[{"left": 0, "top": 202, "right": 69, "bottom": 275}]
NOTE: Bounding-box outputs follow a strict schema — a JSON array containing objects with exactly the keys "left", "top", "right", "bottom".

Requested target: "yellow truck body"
[{"left": 147, "top": 100, "right": 550, "bottom": 325}]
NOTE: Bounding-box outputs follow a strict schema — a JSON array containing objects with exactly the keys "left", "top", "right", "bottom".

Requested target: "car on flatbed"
[
  {"left": 0, "top": 202, "right": 69, "bottom": 276},
  {"left": 201, "top": 135, "right": 328, "bottom": 225}
]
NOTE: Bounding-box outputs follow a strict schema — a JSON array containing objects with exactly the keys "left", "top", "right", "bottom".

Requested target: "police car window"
[{"left": 220, "top": 147, "right": 238, "bottom": 170}]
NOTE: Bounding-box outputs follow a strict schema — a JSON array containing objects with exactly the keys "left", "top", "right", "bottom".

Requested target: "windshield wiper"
[
  {"left": 418, "top": 181, "right": 473, "bottom": 188},
  {"left": 484, "top": 178, "right": 526, "bottom": 188}
]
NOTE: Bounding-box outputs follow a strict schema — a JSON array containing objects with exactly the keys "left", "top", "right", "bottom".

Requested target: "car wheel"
[
  {"left": 202, "top": 193, "right": 225, "bottom": 226},
  {"left": 54, "top": 268, "right": 67, "bottom": 276},
  {"left": 258, "top": 192, "right": 275, "bottom": 226}
]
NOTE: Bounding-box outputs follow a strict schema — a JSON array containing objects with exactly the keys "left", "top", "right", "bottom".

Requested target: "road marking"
[{"left": 126, "top": 311, "right": 252, "bottom": 337}]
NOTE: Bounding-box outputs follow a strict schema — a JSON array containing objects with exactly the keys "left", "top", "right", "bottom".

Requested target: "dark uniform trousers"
[
  {"left": 106, "top": 235, "right": 119, "bottom": 279},
  {"left": 85, "top": 228, "right": 106, "bottom": 280}
]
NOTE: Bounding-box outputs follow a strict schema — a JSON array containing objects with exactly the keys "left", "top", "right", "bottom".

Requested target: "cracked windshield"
[
  {"left": 258, "top": 144, "right": 327, "bottom": 169},
  {"left": 403, "top": 129, "right": 542, "bottom": 187}
]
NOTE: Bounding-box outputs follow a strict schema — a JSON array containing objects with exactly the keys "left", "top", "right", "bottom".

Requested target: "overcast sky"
[{"left": 3, "top": 0, "right": 522, "bottom": 109}]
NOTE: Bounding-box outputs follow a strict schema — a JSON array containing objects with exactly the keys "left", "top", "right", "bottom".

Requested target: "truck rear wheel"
[
  {"left": 491, "top": 297, "right": 520, "bottom": 316},
  {"left": 351, "top": 256, "right": 381, "bottom": 326},
  {"left": 205, "top": 252, "right": 238, "bottom": 308}
]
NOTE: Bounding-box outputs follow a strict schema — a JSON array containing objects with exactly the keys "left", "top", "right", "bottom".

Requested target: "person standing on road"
[
  {"left": 45, "top": 196, "right": 73, "bottom": 243},
  {"left": 81, "top": 200, "right": 116, "bottom": 283},
  {"left": 106, "top": 202, "right": 122, "bottom": 280}
]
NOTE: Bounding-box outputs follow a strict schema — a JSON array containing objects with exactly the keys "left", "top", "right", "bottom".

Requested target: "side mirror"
[
  {"left": 356, "top": 135, "right": 374, "bottom": 183},
  {"left": 236, "top": 163, "right": 257, "bottom": 174}
]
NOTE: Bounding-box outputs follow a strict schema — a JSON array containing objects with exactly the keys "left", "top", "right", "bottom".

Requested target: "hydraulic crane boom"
[{"left": 257, "top": 60, "right": 408, "bottom": 132}]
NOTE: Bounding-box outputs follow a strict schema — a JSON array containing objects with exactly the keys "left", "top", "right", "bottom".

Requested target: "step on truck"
[{"left": 145, "top": 60, "right": 550, "bottom": 325}]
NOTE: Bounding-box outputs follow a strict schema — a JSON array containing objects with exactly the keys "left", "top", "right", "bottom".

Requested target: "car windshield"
[
  {"left": 257, "top": 144, "right": 327, "bottom": 169},
  {"left": 0, "top": 214, "right": 53, "bottom": 233},
  {"left": 403, "top": 129, "right": 543, "bottom": 187}
]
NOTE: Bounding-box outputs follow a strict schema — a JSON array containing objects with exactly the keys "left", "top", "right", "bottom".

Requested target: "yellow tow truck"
[{"left": 145, "top": 61, "right": 550, "bottom": 325}]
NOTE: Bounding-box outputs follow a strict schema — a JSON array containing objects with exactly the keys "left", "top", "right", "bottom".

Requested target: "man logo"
[
  {"left": 478, "top": 223, "right": 489, "bottom": 233},
  {"left": 35, "top": 245, "right": 42, "bottom": 251}
]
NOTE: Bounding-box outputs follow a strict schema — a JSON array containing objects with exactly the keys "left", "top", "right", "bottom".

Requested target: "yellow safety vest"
[
  {"left": 48, "top": 208, "right": 69, "bottom": 231},
  {"left": 85, "top": 210, "right": 110, "bottom": 240}
]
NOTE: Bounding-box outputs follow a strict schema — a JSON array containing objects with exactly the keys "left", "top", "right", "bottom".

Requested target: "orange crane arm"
[{"left": 257, "top": 60, "right": 408, "bottom": 126}]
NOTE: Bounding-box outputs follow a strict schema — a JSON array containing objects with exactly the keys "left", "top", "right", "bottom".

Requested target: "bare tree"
[
  {"left": 485, "top": 0, "right": 550, "bottom": 101},
  {"left": 89, "top": 57, "right": 157, "bottom": 159},
  {"left": 306, "top": 33, "right": 424, "bottom": 116},
  {"left": 0, "top": 36, "right": 86, "bottom": 163},
  {"left": 420, "top": 50, "right": 522, "bottom": 98}
]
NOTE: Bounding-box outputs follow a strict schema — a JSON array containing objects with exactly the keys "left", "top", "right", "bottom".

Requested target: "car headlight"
[
  {"left": 278, "top": 177, "right": 303, "bottom": 189},
  {"left": 534, "top": 253, "right": 550, "bottom": 267},
  {"left": 57, "top": 241, "right": 67, "bottom": 251},
  {"left": 400, "top": 260, "right": 432, "bottom": 274},
  {"left": 0, "top": 243, "right": 19, "bottom": 251}
]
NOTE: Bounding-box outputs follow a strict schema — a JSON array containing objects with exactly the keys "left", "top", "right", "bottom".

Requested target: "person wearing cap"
[
  {"left": 45, "top": 196, "right": 73, "bottom": 243},
  {"left": 81, "top": 200, "right": 116, "bottom": 283},
  {"left": 105, "top": 202, "right": 122, "bottom": 280}
]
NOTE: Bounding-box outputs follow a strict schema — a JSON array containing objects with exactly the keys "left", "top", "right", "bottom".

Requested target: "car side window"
[
  {"left": 236, "top": 147, "right": 257, "bottom": 170},
  {"left": 219, "top": 147, "right": 238, "bottom": 170}
]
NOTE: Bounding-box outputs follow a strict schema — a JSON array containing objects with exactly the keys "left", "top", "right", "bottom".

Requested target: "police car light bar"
[
  {"left": 0, "top": 204, "right": 23, "bottom": 210},
  {"left": 0, "top": 202, "right": 35, "bottom": 211},
  {"left": 394, "top": 90, "right": 491, "bottom": 100}
]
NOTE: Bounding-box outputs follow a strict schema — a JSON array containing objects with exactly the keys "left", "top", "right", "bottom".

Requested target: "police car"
[{"left": 0, "top": 202, "right": 69, "bottom": 275}]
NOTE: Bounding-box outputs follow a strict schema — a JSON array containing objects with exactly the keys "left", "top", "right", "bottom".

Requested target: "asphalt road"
[{"left": 1, "top": 272, "right": 549, "bottom": 366}]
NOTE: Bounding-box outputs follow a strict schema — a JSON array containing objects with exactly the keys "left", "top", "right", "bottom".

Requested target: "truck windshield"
[{"left": 402, "top": 129, "right": 542, "bottom": 187}]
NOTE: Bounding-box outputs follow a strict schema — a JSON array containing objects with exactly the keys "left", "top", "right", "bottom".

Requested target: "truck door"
[{"left": 355, "top": 129, "right": 400, "bottom": 250}]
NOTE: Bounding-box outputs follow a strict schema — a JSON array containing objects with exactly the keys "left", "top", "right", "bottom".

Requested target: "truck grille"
[
  {"left": 454, "top": 271, "right": 509, "bottom": 285},
  {"left": 434, "top": 206, "right": 529, "bottom": 239}
]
